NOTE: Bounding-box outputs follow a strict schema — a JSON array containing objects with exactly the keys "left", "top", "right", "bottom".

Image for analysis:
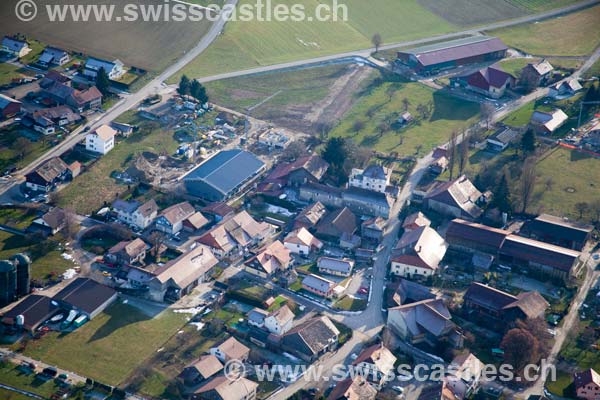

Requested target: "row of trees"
[{"left": 178, "top": 75, "right": 209, "bottom": 104}]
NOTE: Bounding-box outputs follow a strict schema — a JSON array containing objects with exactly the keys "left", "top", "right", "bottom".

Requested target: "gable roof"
[
  {"left": 2, "top": 36, "right": 28, "bottom": 52},
  {"left": 525, "top": 59, "right": 554, "bottom": 76},
  {"left": 316, "top": 207, "right": 357, "bottom": 237},
  {"left": 574, "top": 368, "right": 600, "bottom": 391},
  {"left": 317, "top": 257, "right": 354, "bottom": 274},
  {"left": 284, "top": 227, "right": 322, "bottom": 249},
  {"left": 446, "top": 218, "right": 509, "bottom": 250},
  {"left": 268, "top": 304, "right": 294, "bottom": 327},
  {"left": 195, "top": 376, "right": 257, "bottom": 400},
  {"left": 197, "top": 211, "right": 271, "bottom": 252},
  {"left": 137, "top": 199, "right": 158, "bottom": 217},
  {"left": 266, "top": 155, "right": 329, "bottom": 184},
  {"left": 530, "top": 109, "right": 568, "bottom": 132},
  {"left": 521, "top": 213, "right": 593, "bottom": 246},
  {"left": 245, "top": 240, "right": 291, "bottom": 274},
  {"left": 41, "top": 207, "right": 66, "bottom": 230},
  {"left": 52, "top": 278, "right": 116, "bottom": 315},
  {"left": 202, "top": 202, "right": 234, "bottom": 218},
  {"left": 216, "top": 337, "right": 250, "bottom": 360},
  {"left": 425, "top": 175, "right": 483, "bottom": 218},
  {"left": 160, "top": 201, "right": 195, "bottom": 225},
  {"left": 464, "top": 282, "right": 549, "bottom": 319},
  {"left": 302, "top": 274, "right": 336, "bottom": 292},
  {"left": 466, "top": 65, "right": 514, "bottom": 90},
  {"left": 394, "top": 278, "right": 436, "bottom": 306},
  {"left": 108, "top": 238, "right": 147, "bottom": 258},
  {"left": 393, "top": 226, "right": 448, "bottom": 271},
  {"left": 401, "top": 36, "right": 507, "bottom": 67},
  {"left": 183, "top": 354, "right": 223, "bottom": 381},
  {"left": 352, "top": 343, "right": 396, "bottom": 376},
  {"left": 31, "top": 157, "right": 69, "bottom": 183},
  {"left": 1, "top": 295, "right": 57, "bottom": 331},
  {"left": 402, "top": 212, "right": 431, "bottom": 230},
  {"left": 389, "top": 298, "right": 455, "bottom": 337},
  {"left": 294, "top": 202, "right": 327, "bottom": 228},
  {"left": 92, "top": 124, "right": 116, "bottom": 141},
  {"left": 282, "top": 315, "right": 340, "bottom": 356},
  {"left": 152, "top": 245, "right": 218, "bottom": 288},
  {"left": 500, "top": 235, "right": 580, "bottom": 273},
  {"left": 327, "top": 376, "right": 377, "bottom": 400}
]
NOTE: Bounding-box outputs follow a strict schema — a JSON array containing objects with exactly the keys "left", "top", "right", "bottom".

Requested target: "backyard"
[
  {"left": 328, "top": 76, "right": 480, "bottom": 156},
  {"left": 0, "top": 126, "right": 53, "bottom": 173},
  {"left": 20, "top": 302, "right": 188, "bottom": 386}
]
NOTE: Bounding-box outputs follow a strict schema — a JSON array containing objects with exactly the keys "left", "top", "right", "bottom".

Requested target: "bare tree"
[
  {"left": 458, "top": 136, "right": 470, "bottom": 175},
  {"left": 62, "top": 208, "right": 80, "bottom": 241},
  {"left": 480, "top": 102, "right": 495, "bottom": 130},
  {"left": 148, "top": 231, "right": 166, "bottom": 259},
  {"left": 591, "top": 200, "right": 600, "bottom": 223},
  {"left": 15, "top": 137, "right": 32, "bottom": 160},
  {"left": 448, "top": 131, "right": 458, "bottom": 179},
  {"left": 520, "top": 157, "right": 537, "bottom": 213},
  {"left": 402, "top": 98, "right": 410, "bottom": 112},
  {"left": 371, "top": 33, "right": 382, "bottom": 53},
  {"left": 575, "top": 202, "right": 589, "bottom": 220}
]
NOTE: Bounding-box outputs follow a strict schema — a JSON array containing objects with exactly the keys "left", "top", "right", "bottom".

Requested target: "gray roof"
[
  {"left": 362, "top": 164, "right": 387, "bottom": 180},
  {"left": 317, "top": 257, "right": 354, "bottom": 274},
  {"left": 302, "top": 274, "right": 335, "bottom": 292},
  {"left": 85, "top": 57, "right": 123, "bottom": 72},
  {"left": 0, "top": 93, "right": 21, "bottom": 109},
  {"left": 112, "top": 199, "right": 141, "bottom": 214},
  {"left": 184, "top": 149, "right": 265, "bottom": 196},
  {"left": 400, "top": 36, "right": 507, "bottom": 67},
  {"left": 53, "top": 278, "right": 116, "bottom": 315},
  {"left": 39, "top": 47, "right": 68, "bottom": 64}
]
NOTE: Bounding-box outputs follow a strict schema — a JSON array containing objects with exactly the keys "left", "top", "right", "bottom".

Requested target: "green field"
[
  {"left": 488, "top": 5, "right": 600, "bottom": 56},
  {"left": 584, "top": 58, "right": 600, "bottom": 78},
  {"left": 329, "top": 76, "right": 480, "bottom": 156},
  {"left": 509, "top": 0, "right": 583, "bottom": 11},
  {"left": 0, "top": 126, "right": 53, "bottom": 173},
  {"left": 528, "top": 147, "right": 600, "bottom": 219},
  {"left": 55, "top": 113, "right": 179, "bottom": 214},
  {"left": 0, "top": 361, "right": 64, "bottom": 399},
  {"left": 22, "top": 302, "right": 188, "bottom": 386},
  {"left": 0, "top": 207, "right": 37, "bottom": 230},
  {"left": 0, "top": 63, "right": 34, "bottom": 86}
]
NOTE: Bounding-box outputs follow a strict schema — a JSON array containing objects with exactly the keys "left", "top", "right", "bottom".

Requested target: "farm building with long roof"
[{"left": 396, "top": 36, "right": 508, "bottom": 74}]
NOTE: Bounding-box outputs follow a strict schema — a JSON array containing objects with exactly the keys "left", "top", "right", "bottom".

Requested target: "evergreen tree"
[
  {"left": 190, "top": 79, "right": 209, "bottom": 104},
  {"left": 178, "top": 75, "right": 190, "bottom": 96},
  {"left": 95, "top": 67, "right": 110, "bottom": 96},
  {"left": 521, "top": 129, "right": 536, "bottom": 154},
  {"left": 493, "top": 172, "right": 512, "bottom": 213}
]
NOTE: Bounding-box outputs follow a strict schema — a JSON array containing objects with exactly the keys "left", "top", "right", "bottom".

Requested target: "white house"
[
  {"left": 264, "top": 305, "right": 294, "bottom": 335},
  {"left": 86, "top": 124, "right": 116, "bottom": 155},
  {"left": 38, "top": 47, "right": 70, "bottom": 67},
  {"left": 352, "top": 344, "right": 397, "bottom": 389},
  {"left": 390, "top": 226, "right": 448, "bottom": 278},
  {"left": 210, "top": 337, "right": 250, "bottom": 362},
  {"left": 83, "top": 57, "right": 125, "bottom": 80},
  {"left": 155, "top": 201, "right": 195, "bottom": 235},
  {"left": 1, "top": 37, "right": 31, "bottom": 58},
  {"left": 317, "top": 256, "right": 354, "bottom": 277},
  {"left": 348, "top": 164, "right": 391, "bottom": 194},
  {"left": 283, "top": 227, "right": 323, "bottom": 256},
  {"left": 112, "top": 199, "right": 158, "bottom": 230}
]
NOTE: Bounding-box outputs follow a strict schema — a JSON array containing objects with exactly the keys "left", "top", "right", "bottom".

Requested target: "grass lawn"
[
  {"left": 488, "top": 5, "right": 600, "bottom": 56},
  {"left": 0, "top": 360, "right": 61, "bottom": 399},
  {"left": 0, "top": 231, "right": 73, "bottom": 282},
  {"left": 55, "top": 115, "right": 179, "bottom": 215},
  {"left": 546, "top": 369, "right": 574, "bottom": 397},
  {"left": 528, "top": 147, "right": 600, "bottom": 219},
  {"left": 329, "top": 77, "right": 480, "bottom": 156},
  {"left": 0, "top": 388, "right": 33, "bottom": 400},
  {"left": 21, "top": 302, "right": 188, "bottom": 386},
  {"left": 169, "top": 0, "right": 455, "bottom": 81},
  {"left": 334, "top": 295, "right": 367, "bottom": 311},
  {"left": 0, "top": 63, "right": 32, "bottom": 86},
  {"left": 0, "top": 207, "right": 37, "bottom": 230},
  {"left": 0, "top": 126, "right": 53, "bottom": 172},
  {"left": 584, "top": 58, "right": 600, "bottom": 79},
  {"left": 288, "top": 278, "right": 303, "bottom": 292},
  {"left": 19, "top": 40, "right": 45, "bottom": 65},
  {"left": 496, "top": 58, "right": 534, "bottom": 77}
]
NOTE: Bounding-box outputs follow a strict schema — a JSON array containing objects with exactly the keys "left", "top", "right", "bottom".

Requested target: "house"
[
  {"left": 184, "top": 212, "right": 210, "bottom": 232},
  {"left": 361, "top": 216, "right": 386, "bottom": 241},
  {"left": 84, "top": 57, "right": 125, "bottom": 80},
  {"left": 112, "top": 199, "right": 158, "bottom": 230},
  {"left": 30, "top": 106, "right": 82, "bottom": 135},
  {"left": 283, "top": 227, "right": 323, "bottom": 256},
  {"left": 393, "top": 278, "right": 437, "bottom": 306},
  {"left": 0, "top": 94, "right": 22, "bottom": 118},
  {"left": 210, "top": 337, "right": 250, "bottom": 362},
  {"left": 339, "top": 232, "right": 361, "bottom": 250},
  {"left": 68, "top": 161, "right": 81, "bottom": 178},
  {"left": 391, "top": 226, "right": 448, "bottom": 278},
  {"left": 179, "top": 355, "right": 223, "bottom": 387},
  {"left": 110, "top": 121, "right": 134, "bottom": 137},
  {"left": 69, "top": 86, "right": 103, "bottom": 111},
  {"left": 486, "top": 127, "right": 519, "bottom": 152},
  {"left": 244, "top": 240, "right": 291, "bottom": 278},
  {"left": 463, "top": 282, "right": 549, "bottom": 327},
  {"left": 574, "top": 368, "right": 600, "bottom": 400},
  {"left": 549, "top": 78, "right": 583, "bottom": 97},
  {"left": 293, "top": 202, "right": 326, "bottom": 230},
  {"left": 280, "top": 315, "right": 339, "bottom": 362},
  {"left": 352, "top": 344, "right": 397, "bottom": 388},
  {"left": 192, "top": 376, "right": 257, "bottom": 400},
  {"left": 38, "top": 47, "right": 70, "bottom": 67},
  {"left": 402, "top": 212, "right": 431, "bottom": 232},
  {"left": 520, "top": 60, "right": 554, "bottom": 87},
  {"left": 302, "top": 274, "right": 336, "bottom": 298},
  {"left": 396, "top": 36, "right": 507, "bottom": 74},
  {"left": 247, "top": 308, "right": 269, "bottom": 328},
  {"left": 1, "top": 36, "right": 31, "bottom": 58},
  {"left": 397, "top": 111, "right": 413, "bottom": 125},
  {"left": 155, "top": 201, "right": 196, "bottom": 235},
  {"left": 445, "top": 353, "right": 485, "bottom": 399},
  {"left": 202, "top": 202, "right": 235, "bottom": 222},
  {"left": 197, "top": 211, "right": 273, "bottom": 258},
  {"left": 264, "top": 304, "right": 294, "bottom": 335},
  {"left": 106, "top": 238, "right": 147, "bottom": 266},
  {"left": 259, "top": 155, "right": 329, "bottom": 196},
  {"left": 452, "top": 65, "right": 515, "bottom": 98},
  {"left": 29, "top": 207, "right": 67, "bottom": 235},
  {"left": 529, "top": 109, "right": 568, "bottom": 135},
  {"left": 387, "top": 298, "right": 462, "bottom": 347},
  {"left": 520, "top": 213, "right": 593, "bottom": 251},
  {"left": 348, "top": 164, "right": 391, "bottom": 194},
  {"left": 184, "top": 149, "right": 265, "bottom": 201},
  {"left": 327, "top": 376, "right": 377, "bottom": 400},
  {"left": 446, "top": 218, "right": 509, "bottom": 255},
  {"left": 86, "top": 124, "right": 116, "bottom": 155},
  {"left": 1, "top": 295, "right": 57, "bottom": 334},
  {"left": 499, "top": 235, "right": 582, "bottom": 281},
  {"left": 52, "top": 278, "right": 117, "bottom": 319},
  {"left": 317, "top": 257, "right": 354, "bottom": 277},
  {"left": 423, "top": 175, "right": 484, "bottom": 219},
  {"left": 25, "top": 157, "right": 70, "bottom": 192},
  {"left": 39, "top": 70, "right": 71, "bottom": 88},
  {"left": 316, "top": 207, "right": 357, "bottom": 240}
]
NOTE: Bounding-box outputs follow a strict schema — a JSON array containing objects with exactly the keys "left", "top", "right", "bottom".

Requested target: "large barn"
[
  {"left": 184, "top": 149, "right": 265, "bottom": 201},
  {"left": 396, "top": 36, "right": 508, "bottom": 74}
]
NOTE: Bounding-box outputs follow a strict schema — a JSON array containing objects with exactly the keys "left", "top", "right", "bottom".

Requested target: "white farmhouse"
[
  {"left": 348, "top": 164, "right": 391, "bottom": 194},
  {"left": 264, "top": 305, "right": 294, "bottom": 335},
  {"left": 86, "top": 124, "right": 116, "bottom": 155},
  {"left": 390, "top": 226, "right": 448, "bottom": 278}
]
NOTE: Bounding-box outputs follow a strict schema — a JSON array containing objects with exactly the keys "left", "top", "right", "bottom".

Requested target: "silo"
[
  {"left": 0, "top": 260, "right": 17, "bottom": 307},
  {"left": 10, "top": 253, "right": 31, "bottom": 297}
]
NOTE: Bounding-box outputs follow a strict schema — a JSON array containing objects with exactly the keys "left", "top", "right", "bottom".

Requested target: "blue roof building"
[{"left": 184, "top": 149, "right": 265, "bottom": 201}]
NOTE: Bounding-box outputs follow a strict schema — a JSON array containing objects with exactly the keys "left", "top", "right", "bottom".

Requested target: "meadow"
[{"left": 488, "top": 4, "right": 600, "bottom": 56}]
